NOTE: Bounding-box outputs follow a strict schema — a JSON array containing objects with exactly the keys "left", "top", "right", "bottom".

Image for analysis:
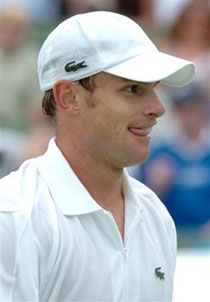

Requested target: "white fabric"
[
  {"left": 38, "top": 11, "right": 195, "bottom": 91},
  {"left": 0, "top": 139, "right": 177, "bottom": 301}
]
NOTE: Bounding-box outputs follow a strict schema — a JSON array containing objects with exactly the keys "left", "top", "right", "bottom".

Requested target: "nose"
[{"left": 143, "top": 90, "right": 166, "bottom": 118}]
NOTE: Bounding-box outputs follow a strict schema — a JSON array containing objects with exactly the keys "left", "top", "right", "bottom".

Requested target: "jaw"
[{"left": 107, "top": 131, "right": 151, "bottom": 168}]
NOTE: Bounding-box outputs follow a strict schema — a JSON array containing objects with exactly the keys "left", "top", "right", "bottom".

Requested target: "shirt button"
[{"left": 124, "top": 248, "right": 129, "bottom": 258}]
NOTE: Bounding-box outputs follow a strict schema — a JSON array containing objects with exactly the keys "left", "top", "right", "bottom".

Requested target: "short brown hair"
[{"left": 42, "top": 77, "right": 93, "bottom": 118}]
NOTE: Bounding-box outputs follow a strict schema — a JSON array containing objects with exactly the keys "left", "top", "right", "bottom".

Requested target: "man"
[
  {"left": 0, "top": 4, "right": 41, "bottom": 131},
  {"left": 0, "top": 11, "right": 195, "bottom": 301}
]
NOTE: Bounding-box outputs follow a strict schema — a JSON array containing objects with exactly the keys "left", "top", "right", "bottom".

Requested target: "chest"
[{"left": 39, "top": 211, "right": 175, "bottom": 302}]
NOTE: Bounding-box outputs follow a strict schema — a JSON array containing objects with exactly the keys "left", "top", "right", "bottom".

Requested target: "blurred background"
[{"left": 0, "top": 0, "right": 209, "bottom": 300}]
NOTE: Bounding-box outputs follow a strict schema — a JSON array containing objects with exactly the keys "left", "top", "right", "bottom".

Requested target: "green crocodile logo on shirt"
[{"left": 155, "top": 267, "right": 165, "bottom": 280}]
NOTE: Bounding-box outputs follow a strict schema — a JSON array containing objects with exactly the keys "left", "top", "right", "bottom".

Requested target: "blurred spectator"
[
  {"left": 149, "top": 0, "right": 210, "bottom": 144},
  {"left": 1, "top": 0, "right": 61, "bottom": 25},
  {"left": 136, "top": 83, "right": 210, "bottom": 246},
  {"left": 117, "top": 0, "right": 156, "bottom": 36},
  {"left": 0, "top": 129, "right": 23, "bottom": 177},
  {"left": 117, "top": 0, "right": 190, "bottom": 38},
  {"left": 153, "top": 0, "right": 190, "bottom": 28},
  {"left": 0, "top": 4, "right": 41, "bottom": 131},
  {"left": 0, "top": 4, "right": 53, "bottom": 176},
  {"left": 157, "top": 0, "right": 210, "bottom": 96},
  {"left": 18, "top": 106, "right": 55, "bottom": 164},
  {"left": 118, "top": 0, "right": 143, "bottom": 17}
]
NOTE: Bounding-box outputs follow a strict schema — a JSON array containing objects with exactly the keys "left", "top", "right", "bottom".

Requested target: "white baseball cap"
[{"left": 38, "top": 11, "right": 195, "bottom": 92}]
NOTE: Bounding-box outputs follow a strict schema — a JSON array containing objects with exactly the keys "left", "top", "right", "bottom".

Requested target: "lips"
[{"left": 128, "top": 126, "right": 152, "bottom": 136}]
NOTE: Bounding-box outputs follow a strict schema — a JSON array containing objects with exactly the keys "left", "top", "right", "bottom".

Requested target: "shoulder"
[
  {"left": 0, "top": 156, "right": 60, "bottom": 256},
  {"left": 0, "top": 158, "right": 59, "bottom": 298},
  {"left": 0, "top": 158, "right": 41, "bottom": 213}
]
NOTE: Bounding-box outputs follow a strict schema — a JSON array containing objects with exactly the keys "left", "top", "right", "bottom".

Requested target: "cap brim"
[{"left": 104, "top": 51, "right": 195, "bottom": 87}]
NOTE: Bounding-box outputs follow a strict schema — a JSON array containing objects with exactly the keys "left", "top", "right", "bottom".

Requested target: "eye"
[{"left": 124, "top": 85, "right": 144, "bottom": 94}]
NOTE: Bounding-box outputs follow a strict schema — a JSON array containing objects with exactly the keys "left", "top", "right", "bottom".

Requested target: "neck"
[{"left": 55, "top": 135, "right": 124, "bottom": 208}]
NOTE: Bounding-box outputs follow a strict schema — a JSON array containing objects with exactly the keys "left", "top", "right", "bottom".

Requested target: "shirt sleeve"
[{"left": 0, "top": 211, "right": 39, "bottom": 301}]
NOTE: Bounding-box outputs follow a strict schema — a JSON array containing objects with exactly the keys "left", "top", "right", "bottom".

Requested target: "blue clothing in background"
[{"left": 140, "top": 139, "right": 210, "bottom": 228}]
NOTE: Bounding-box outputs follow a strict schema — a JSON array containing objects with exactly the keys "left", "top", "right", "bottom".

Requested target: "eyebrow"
[{"left": 122, "top": 80, "right": 159, "bottom": 88}]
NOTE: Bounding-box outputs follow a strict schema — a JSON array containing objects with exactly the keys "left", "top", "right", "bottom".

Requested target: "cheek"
[
  {"left": 83, "top": 109, "right": 129, "bottom": 156},
  {"left": 82, "top": 91, "right": 138, "bottom": 145},
  {"left": 91, "top": 101, "right": 128, "bottom": 132},
  {"left": 93, "top": 114, "right": 123, "bottom": 139}
]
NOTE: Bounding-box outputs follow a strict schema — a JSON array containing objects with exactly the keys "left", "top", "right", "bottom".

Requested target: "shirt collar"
[
  {"left": 37, "top": 138, "right": 143, "bottom": 216},
  {"left": 37, "top": 138, "right": 102, "bottom": 216},
  {"left": 123, "top": 169, "right": 143, "bottom": 213}
]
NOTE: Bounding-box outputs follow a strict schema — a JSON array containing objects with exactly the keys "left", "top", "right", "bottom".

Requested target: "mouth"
[{"left": 128, "top": 126, "right": 153, "bottom": 137}]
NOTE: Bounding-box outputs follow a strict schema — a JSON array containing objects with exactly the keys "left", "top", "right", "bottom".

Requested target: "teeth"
[{"left": 141, "top": 127, "right": 152, "bottom": 134}]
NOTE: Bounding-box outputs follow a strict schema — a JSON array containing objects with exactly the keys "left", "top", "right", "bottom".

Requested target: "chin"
[
  {"left": 135, "top": 147, "right": 150, "bottom": 163},
  {"left": 124, "top": 151, "right": 150, "bottom": 168}
]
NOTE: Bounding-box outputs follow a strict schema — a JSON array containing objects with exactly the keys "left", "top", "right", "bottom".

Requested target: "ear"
[{"left": 53, "top": 79, "right": 79, "bottom": 115}]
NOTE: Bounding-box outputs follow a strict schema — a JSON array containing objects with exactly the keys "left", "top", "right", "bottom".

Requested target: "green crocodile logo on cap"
[{"left": 65, "top": 61, "right": 87, "bottom": 72}]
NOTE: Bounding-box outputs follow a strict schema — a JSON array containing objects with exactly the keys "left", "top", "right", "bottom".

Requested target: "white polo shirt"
[{"left": 0, "top": 139, "right": 177, "bottom": 301}]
